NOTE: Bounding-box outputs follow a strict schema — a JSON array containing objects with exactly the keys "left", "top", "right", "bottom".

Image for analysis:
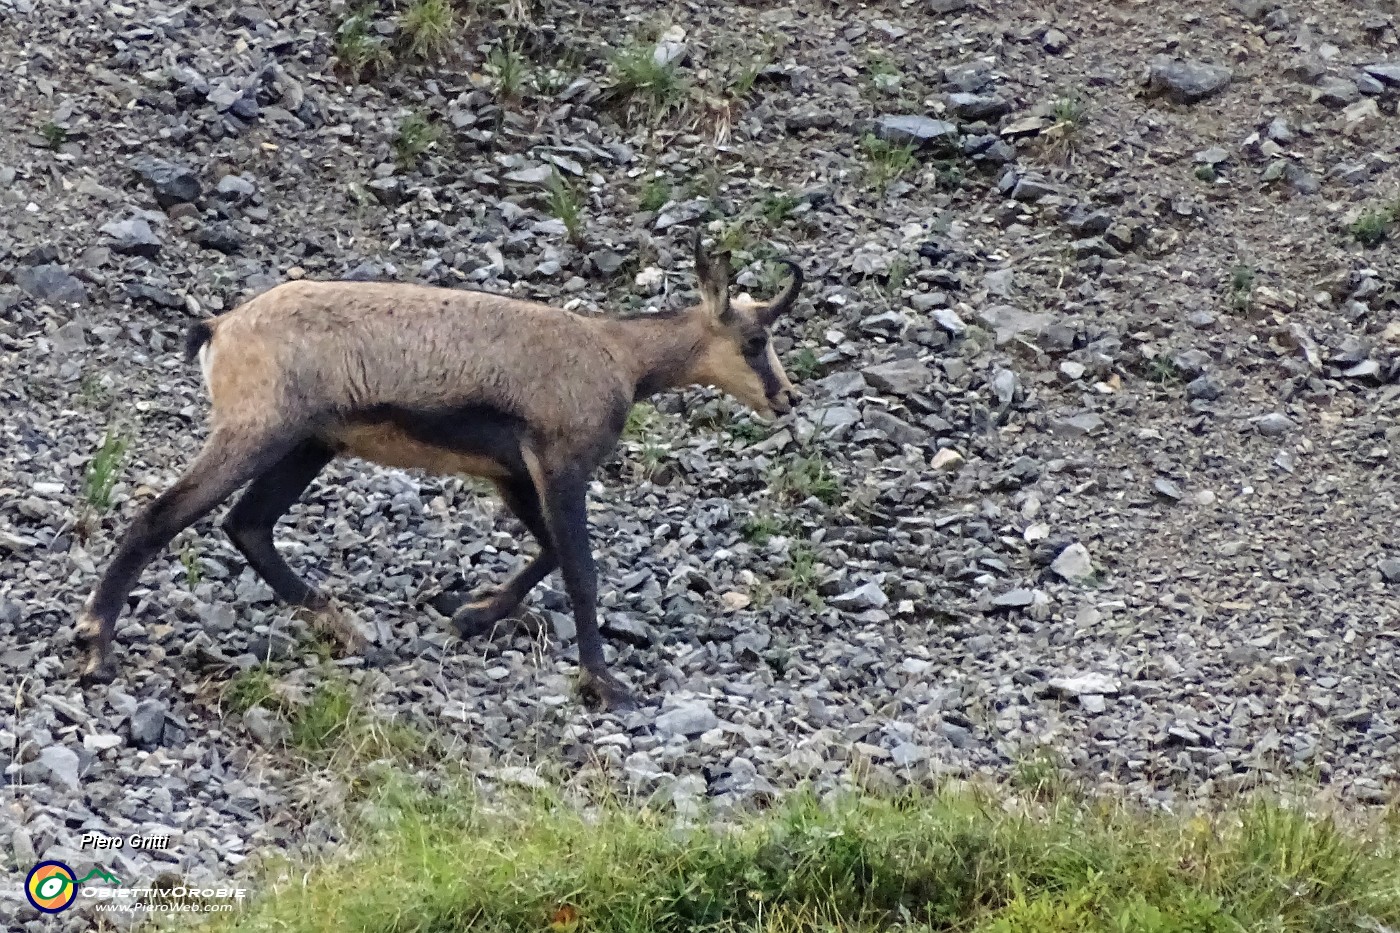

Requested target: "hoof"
[
  {"left": 428, "top": 589, "right": 470, "bottom": 618},
  {"left": 297, "top": 589, "right": 331, "bottom": 612},
  {"left": 79, "top": 652, "right": 117, "bottom": 686},
  {"left": 449, "top": 600, "right": 504, "bottom": 640},
  {"left": 579, "top": 670, "right": 637, "bottom": 713}
]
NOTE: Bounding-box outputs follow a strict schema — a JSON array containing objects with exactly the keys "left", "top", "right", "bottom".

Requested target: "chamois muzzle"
[{"left": 769, "top": 386, "right": 801, "bottom": 415}]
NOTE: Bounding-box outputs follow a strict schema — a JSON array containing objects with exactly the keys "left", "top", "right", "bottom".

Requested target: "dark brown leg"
[
  {"left": 75, "top": 429, "right": 296, "bottom": 684},
  {"left": 435, "top": 477, "right": 558, "bottom": 637},
  {"left": 541, "top": 469, "right": 636, "bottom": 712},
  {"left": 222, "top": 439, "right": 334, "bottom": 608}
]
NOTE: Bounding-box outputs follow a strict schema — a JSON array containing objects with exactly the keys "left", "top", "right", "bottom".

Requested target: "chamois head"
[{"left": 687, "top": 231, "right": 803, "bottom": 419}]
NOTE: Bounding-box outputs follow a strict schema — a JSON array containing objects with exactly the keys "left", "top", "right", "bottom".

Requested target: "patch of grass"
[
  {"left": 787, "top": 347, "right": 822, "bottom": 382},
  {"left": 772, "top": 453, "right": 841, "bottom": 507},
  {"left": 730, "top": 57, "right": 769, "bottom": 100},
  {"left": 1146, "top": 354, "right": 1183, "bottom": 385},
  {"left": 397, "top": 0, "right": 456, "bottom": 62},
  {"left": 758, "top": 191, "right": 800, "bottom": 226},
  {"left": 334, "top": 5, "right": 390, "bottom": 82},
  {"left": 1041, "top": 93, "right": 1086, "bottom": 163},
  {"left": 859, "top": 133, "right": 917, "bottom": 195},
  {"left": 775, "top": 542, "right": 823, "bottom": 608},
  {"left": 865, "top": 50, "right": 901, "bottom": 94},
  {"left": 180, "top": 542, "right": 202, "bottom": 590},
  {"left": 1226, "top": 264, "right": 1255, "bottom": 313},
  {"left": 883, "top": 256, "right": 912, "bottom": 294},
  {"left": 77, "top": 374, "right": 111, "bottom": 410},
  {"left": 638, "top": 174, "right": 672, "bottom": 213},
  {"left": 485, "top": 40, "right": 528, "bottom": 101},
  {"left": 222, "top": 666, "right": 282, "bottom": 716},
  {"left": 193, "top": 769, "right": 1400, "bottom": 933},
  {"left": 727, "top": 419, "right": 768, "bottom": 445},
  {"left": 606, "top": 43, "right": 688, "bottom": 118},
  {"left": 741, "top": 512, "right": 786, "bottom": 545},
  {"left": 83, "top": 431, "right": 127, "bottom": 512},
  {"left": 290, "top": 680, "right": 358, "bottom": 755},
  {"left": 1011, "top": 747, "right": 1074, "bottom": 802},
  {"left": 1351, "top": 205, "right": 1395, "bottom": 247},
  {"left": 544, "top": 171, "right": 585, "bottom": 243},
  {"left": 392, "top": 111, "right": 441, "bottom": 169},
  {"left": 623, "top": 402, "right": 658, "bottom": 441},
  {"left": 39, "top": 121, "right": 67, "bottom": 149},
  {"left": 1194, "top": 163, "right": 1218, "bottom": 183}
]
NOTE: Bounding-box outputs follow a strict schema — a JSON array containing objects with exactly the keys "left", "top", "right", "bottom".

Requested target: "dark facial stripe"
[{"left": 749, "top": 350, "right": 783, "bottom": 399}]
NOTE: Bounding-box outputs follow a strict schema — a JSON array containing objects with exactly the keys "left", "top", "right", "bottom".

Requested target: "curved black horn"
[{"left": 759, "top": 258, "right": 803, "bottom": 326}]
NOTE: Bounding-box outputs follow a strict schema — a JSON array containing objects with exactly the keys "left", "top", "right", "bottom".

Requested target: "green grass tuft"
[
  {"left": 83, "top": 431, "right": 128, "bottom": 512},
  {"left": 485, "top": 40, "right": 528, "bottom": 100},
  {"left": 397, "top": 0, "right": 456, "bottom": 62},
  {"left": 39, "top": 121, "right": 67, "bottom": 149},
  {"left": 392, "top": 111, "right": 441, "bottom": 169},
  {"left": 772, "top": 453, "right": 842, "bottom": 507},
  {"left": 859, "top": 133, "right": 917, "bottom": 194},
  {"left": 334, "top": 5, "right": 390, "bottom": 82},
  {"left": 222, "top": 667, "right": 282, "bottom": 717},
  {"left": 1351, "top": 205, "right": 1395, "bottom": 247},
  {"left": 544, "top": 171, "right": 586, "bottom": 243},
  {"left": 607, "top": 43, "right": 688, "bottom": 118},
  {"left": 190, "top": 779, "right": 1400, "bottom": 933},
  {"left": 638, "top": 174, "right": 672, "bottom": 212}
]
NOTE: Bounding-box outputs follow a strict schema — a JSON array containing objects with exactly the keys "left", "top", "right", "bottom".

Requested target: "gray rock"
[
  {"left": 863, "top": 358, "right": 931, "bottom": 396},
  {"left": 130, "top": 156, "right": 201, "bottom": 207},
  {"left": 1380, "top": 560, "right": 1400, "bottom": 584},
  {"left": 1254, "top": 413, "right": 1294, "bottom": 436},
  {"left": 1153, "top": 478, "right": 1183, "bottom": 500},
  {"left": 243, "top": 706, "right": 288, "bottom": 747},
  {"left": 655, "top": 703, "right": 719, "bottom": 738},
  {"left": 890, "top": 742, "right": 927, "bottom": 767},
  {"left": 1186, "top": 375, "right": 1222, "bottom": 400},
  {"left": 928, "top": 0, "right": 968, "bottom": 11},
  {"left": 873, "top": 115, "right": 959, "bottom": 147},
  {"left": 14, "top": 264, "right": 87, "bottom": 304},
  {"left": 1314, "top": 77, "right": 1361, "bottom": 107},
  {"left": 129, "top": 700, "right": 167, "bottom": 748},
  {"left": 1047, "top": 672, "right": 1119, "bottom": 699},
  {"left": 37, "top": 745, "right": 80, "bottom": 790},
  {"left": 1011, "top": 175, "right": 1056, "bottom": 201},
  {"left": 216, "top": 174, "right": 257, "bottom": 200},
  {"left": 864, "top": 409, "right": 927, "bottom": 446},
  {"left": 932, "top": 307, "right": 967, "bottom": 335},
  {"left": 975, "top": 304, "right": 1050, "bottom": 343},
  {"left": 1042, "top": 28, "right": 1069, "bottom": 53},
  {"left": 1051, "top": 543, "right": 1094, "bottom": 582},
  {"left": 831, "top": 581, "right": 889, "bottom": 610},
  {"left": 947, "top": 92, "right": 1010, "bottom": 121},
  {"left": 100, "top": 217, "right": 162, "bottom": 257},
  {"left": 1146, "top": 58, "right": 1233, "bottom": 104},
  {"left": 1362, "top": 62, "right": 1400, "bottom": 87},
  {"left": 991, "top": 588, "right": 1035, "bottom": 609}
]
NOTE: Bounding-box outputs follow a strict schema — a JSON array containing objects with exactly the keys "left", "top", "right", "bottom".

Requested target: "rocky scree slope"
[{"left": 2, "top": 0, "right": 1400, "bottom": 925}]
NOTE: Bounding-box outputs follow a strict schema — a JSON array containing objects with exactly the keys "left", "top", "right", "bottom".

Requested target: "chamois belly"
[{"left": 321, "top": 402, "right": 529, "bottom": 481}]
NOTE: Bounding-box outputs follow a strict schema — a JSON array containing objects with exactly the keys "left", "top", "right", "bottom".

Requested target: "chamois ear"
[
  {"left": 758, "top": 258, "right": 803, "bottom": 328},
  {"left": 693, "top": 228, "right": 734, "bottom": 324}
]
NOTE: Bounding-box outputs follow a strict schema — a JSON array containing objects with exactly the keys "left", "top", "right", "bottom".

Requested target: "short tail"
[{"left": 183, "top": 319, "right": 215, "bottom": 363}]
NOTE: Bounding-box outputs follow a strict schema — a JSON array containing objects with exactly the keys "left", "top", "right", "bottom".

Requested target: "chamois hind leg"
[
  {"left": 75, "top": 427, "right": 298, "bottom": 685},
  {"left": 433, "top": 477, "right": 558, "bottom": 637},
  {"left": 540, "top": 468, "right": 636, "bottom": 712},
  {"left": 222, "top": 438, "right": 335, "bottom": 609}
]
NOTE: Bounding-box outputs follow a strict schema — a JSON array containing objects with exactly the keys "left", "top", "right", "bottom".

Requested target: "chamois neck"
[{"left": 599, "top": 312, "right": 707, "bottom": 402}]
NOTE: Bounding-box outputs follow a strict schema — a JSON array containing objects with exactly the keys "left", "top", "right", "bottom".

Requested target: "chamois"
[{"left": 74, "top": 231, "right": 802, "bottom": 711}]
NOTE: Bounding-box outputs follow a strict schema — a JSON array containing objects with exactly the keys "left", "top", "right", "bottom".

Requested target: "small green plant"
[
  {"left": 180, "top": 543, "right": 202, "bottom": 590},
  {"left": 787, "top": 347, "right": 821, "bottom": 382},
  {"left": 392, "top": 111, "right": 441, "bottom": 169},
  {"left": 772, "top": 453, "right": 841, "bottom": 506},
  {"left": 77, "top": 374, "right": 111, "bottom": 410},
  {"left": 607, "top": 44, "right": 688, "bottom": 118},
  {"left": 1227, "top": 264, "right": 1255, "bottom": 313},
  {"left": 638, "top": 174, "right": 672, "bottom": 212},
  {"left": 1147, "top": 354, "right": 1183, "bottom": 385},
  {"left": 859, "top": 133, "right": 917, "bottom": 194},
  {"left": 39, "top": 121, "right": 67, "bottom": 149},
  {"left": 623, "top": 402, "right": 657, "bottom": 441},
  {"left": 741, "top": 512, "right": 785, "bottom": 545},
  {"left": 1351, "top": 206, "right": 1395, "bottom": 247},
  {"left": 398, "top": 0, "right": 456, "bottom": 61},
  {"left": 222, "top": 667, "right": 282, "bottom": 716},
  {"left": 290, "top": 680, "right": 358, "bottom": 754},
  {"left": 884, "top": 256, "right": 912, "bottom": 294},
  {"left": 83, "top": 432, "right": 128, "bottom": 513},
  {"left": 1194, "top": 164, "right": 1218, "bottom": 183},
  {"left": 1011, "top": 747, "right": 1074, "bottom": 802},
  {"left": 758, "top": 191, "right": 799, "bottom": 226},
  {"left": 715, "top": 219, "right": 752, "bottom": 257},
  {"left": 730, "top": 57, "right": 769, "bottom": 100},
  {"left": 865, "top": 51, "right": 901, "bottom": 94},
  {"left": 485, "top": 41, "right": 528, "bottom": 100},
  {"left": 776, "top": 543, "right": 822, "bottom": 608},
  {"left": 335, "top": 5, "right": 390, "bottom": 82},
  {"left": 726, "top": 420, "right": 768, "bottom": 445},
  {"left": 544, "top": 171, "right": 585, "bottom": 242},
  {"left": 1040, "top": 94, "right": 1087, "bottom": 163}
]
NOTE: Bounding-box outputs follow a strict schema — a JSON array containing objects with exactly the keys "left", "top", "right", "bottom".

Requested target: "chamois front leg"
[
  {"left": 430, "top": 478, "right": 558, "bottom": 636},
  {"left": 543, "top": 470, "right": 637, "bottom": 712}
]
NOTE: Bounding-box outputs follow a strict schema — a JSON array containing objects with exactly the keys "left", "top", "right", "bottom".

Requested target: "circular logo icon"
[{"left": 26, "top": 861, "right": 78, "bottom": 914}]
